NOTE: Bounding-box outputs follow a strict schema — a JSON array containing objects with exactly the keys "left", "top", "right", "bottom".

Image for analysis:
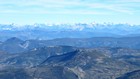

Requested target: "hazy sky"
[{"left": 0, "top": 0, "right": 140, "bottom": 25}]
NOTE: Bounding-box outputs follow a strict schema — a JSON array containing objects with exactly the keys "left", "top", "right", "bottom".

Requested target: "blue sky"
[{"left": 0, "top": 0, "right": 140, "bottom": 25}]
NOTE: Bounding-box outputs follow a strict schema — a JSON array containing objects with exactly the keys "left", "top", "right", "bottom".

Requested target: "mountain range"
[
  {"left": 1, "top": 23, "right": 140, "bottom": 79},
  {"left": 0, "top": 45, "right": 140, "bottom": 79},
  {"left": 0, "top": 37, "right": 140, "bottom": 53},
  {"left": 0, "top": 37, "right": 140, "bottom": 79},
  {"left": 0, "top": 23, "right": 140, "bottom": 41}
]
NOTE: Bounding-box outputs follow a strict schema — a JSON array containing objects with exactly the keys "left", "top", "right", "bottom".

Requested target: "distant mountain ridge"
[
  {"left": 1, "top": 36, "right": 140, "bottom": 53},
  {"left": 0, "top": 23, "right": 140, "bottom": 41}
]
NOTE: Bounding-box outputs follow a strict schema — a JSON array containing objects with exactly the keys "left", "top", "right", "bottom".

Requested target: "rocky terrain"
[
  {"left": 0, "top": 37, "right": 140, "bottom": 79},
  {"left": 116, "top": 70, "right": 140, "bottom": 79},
  {"left": 0, "top": 46, "right": 140, "bottom": 78}
]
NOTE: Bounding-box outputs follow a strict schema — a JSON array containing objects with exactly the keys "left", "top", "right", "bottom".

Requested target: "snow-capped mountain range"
[
  {"left": 0, "top": 23, "right": 139, "bottom": 31},
  {"left": 0, "top": 23, "right": 140, "bottom": 41}
]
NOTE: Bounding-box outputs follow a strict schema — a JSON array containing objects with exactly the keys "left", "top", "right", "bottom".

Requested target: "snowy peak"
[
  {"left": 0, "top": 23, "right": 140, "bottom": 41},
  {"left": 0, "top": 23, "right": 139, "bottom": 31}
]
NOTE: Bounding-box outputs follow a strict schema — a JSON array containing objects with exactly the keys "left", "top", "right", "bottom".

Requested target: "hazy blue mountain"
[
  {"left": 1, "top": 36, "right": 140, "bottom": 53},
  {"left": 44, "top": 37, "right": 140, "bottom": 49},
  {"left": 0, "top": 23, "right": 140, "bottom": 41},
  {"left": 0, "top": 37, "right": 26, "bottom": 53}
]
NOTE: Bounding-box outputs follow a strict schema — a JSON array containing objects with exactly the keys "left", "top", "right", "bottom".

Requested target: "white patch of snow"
[
  {"left": 19, "top": 41, "right": 29, "bottom": 49},
  {"left": 2, "top": 28, "right": 12, "bottom": 30},
  {"left": 31, "top": 48, "right": 37, "bottom": 51}
]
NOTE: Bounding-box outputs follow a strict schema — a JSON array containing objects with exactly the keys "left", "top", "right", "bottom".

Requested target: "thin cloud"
[
  {"left": 113, "top": 0, "right": 140, "bottom": 3},
  {"left": 0, "top": 0, "right": 138, "bottom": 15},
  {"left": 0, "top": 0, "right": 108, "bottom": 15}
]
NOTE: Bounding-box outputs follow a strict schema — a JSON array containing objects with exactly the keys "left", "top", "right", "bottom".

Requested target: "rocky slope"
[{"left": 0, "top": 46, "right": 140, "bottom": 79}]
